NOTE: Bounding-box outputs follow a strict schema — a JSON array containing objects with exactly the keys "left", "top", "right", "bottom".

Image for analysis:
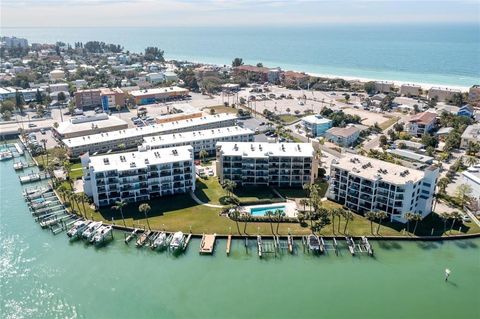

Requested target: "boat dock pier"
[
  {"left": 345, "top": 237, "right": 356, "bottom": 255},
  {"left": 19, "top": 171, "right": 50, "bottom": 184},
  {"left": 136, "top": 230, "right": 151, "bottom": 247},
  {"left": 287, "top": 235, "right": 294, "bottom": 254},
  {"left": 257, "top": 235, "right": 276, "bottom": 258},
  {"left": 183, "top": 233, "right": 192, "bottom": 251},
  {"left": 357, "top": 237, "right": 374, "bottom": 256},
  {"left": 199, "top": 233, "right": 216, "bottom": 254},
  {"left": 323, "top": 238, "right": 339, "bottom": 255},
  {"left": 226, "top": 235, "right": 232, "bottom": 255}
]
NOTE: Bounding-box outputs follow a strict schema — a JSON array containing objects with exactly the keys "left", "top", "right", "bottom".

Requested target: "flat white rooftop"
[
  {"left": 63, "top": 113, "right": 237, "bottom": 148},
  {"left": 86, "top": 146, "right": 193, "bottom": 172},
  {"left": 142, "top": 126, "right": 253, "bottom": 148},
  {"left": 130, "top": 86, "right": 188, "bottom": 97},
  {"left": 217, "top": 142, "right": 314, "bottom": 158},
  {"left": 56, "top": 114, "right": 127, "bottom": 135},
  {"left": 331, "top": 153, "right": 427, "bottom": 184},
  {"left": 302, "top": 115, "right": 332, "bottom": 125}
]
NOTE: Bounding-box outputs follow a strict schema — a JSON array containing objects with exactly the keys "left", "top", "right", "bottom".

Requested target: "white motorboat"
[
  {"left": 13, "top": 161, "right": 24, "bottom": 170},
  {"left": 152, "top": 232, "right": 167, "bottom": 249},
  {"left": 0, "top": 151, "right": 13, "bottom": 161},
  {"left": 169, "top": 231, "right": 185, "bottom": 251},
  {"left": 91, "top": 225, "right": 113, "bottom": 244},
  {"left": 82, "top": 221, "right": 102, "bottom": 240},
  {"left": 31, "top": 200, "right": 52, "bottom": 210},
  {"left": 67, "top": 220, "right": 90, "bottom": 238}
]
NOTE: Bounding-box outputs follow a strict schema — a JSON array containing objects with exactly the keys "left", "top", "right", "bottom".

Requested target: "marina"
[{"left": 199, "top": 233, "right": 216, "bottom": 254}]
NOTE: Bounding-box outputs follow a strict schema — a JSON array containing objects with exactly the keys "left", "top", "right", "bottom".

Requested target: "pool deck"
[{"left": 243, "top": 201, "right": 298, "bottom": 217}]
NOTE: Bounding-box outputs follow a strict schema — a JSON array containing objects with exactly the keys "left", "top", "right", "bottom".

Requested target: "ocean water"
[
  {"left": 1, "top": 151, "right": 480, "bottom": 318},
  {"left": 2, "top": 24, "right": 479, "bottom": 87}
]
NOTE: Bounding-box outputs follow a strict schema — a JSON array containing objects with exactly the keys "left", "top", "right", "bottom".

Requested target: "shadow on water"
[
  {"left": 454, "top": 240, "right": 478, "bottom": 249},
  {"left": 416, "top": 241, "right": 444, "bottom": 250},
  {"left": 446, "top": 280, "right": 458, "bottom": 288},
  {"left": 377, "top": 241, "right": 403, "bottom": 250}
]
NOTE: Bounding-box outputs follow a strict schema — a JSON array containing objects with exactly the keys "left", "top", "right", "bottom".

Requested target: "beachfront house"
[{"left": 301, "top": 115, "right": 333, "bottom": 137}]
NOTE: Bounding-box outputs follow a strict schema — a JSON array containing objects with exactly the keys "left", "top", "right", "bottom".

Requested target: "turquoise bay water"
[
  {"left": 2, "top": 24, "right": 479, "bottom": 87},
  {"left": 1, "top": 153, "right": 480, "bottom": 318}
]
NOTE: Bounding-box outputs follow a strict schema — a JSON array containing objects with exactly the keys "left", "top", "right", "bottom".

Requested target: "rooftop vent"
[{"left": 103, "top": 158, "right": 110, "bottom": 165}]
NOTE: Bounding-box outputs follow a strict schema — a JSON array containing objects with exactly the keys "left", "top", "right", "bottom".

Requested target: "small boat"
[
  {"left": 136, "top": 230, "right": 151, "bottom": 247},
  {"left": 125, "top": 228, "right": 139, "bottom": 244},
  {"left": 92, "top": 225, "right": 113, "bottom": 244},
  {"left": 82, "top": 222, "right": 102, "bottom": 240},
  {"left": 307, "top": 234, "right": 320, "bottom": 252},
  {"left": 67, "top": 220, "right": 89, "bottom": 238},
  {"left": 345, "top": 237, "right": 355, "bottom": 255},
  {"left": 0, "top": 150, "right": 13, "bottom": 161},
  {"left": 13, "top": 161, "right": 24, "bottom": 170},
  {"left": 169, "top": 231, "right": 185, "bottom": 251},
  {"left": 152, "top": 232, "right": 167, "bottom": 249},
  {"left": 31, "top": 200, "right": 52, "bottom": 210}
]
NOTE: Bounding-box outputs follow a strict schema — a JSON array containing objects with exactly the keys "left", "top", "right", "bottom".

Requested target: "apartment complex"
[
  {"left": 233, "top": 65, "right": 282, "bottom": 83},
  {"left": 53, "top": 113, "right": 128, "bottom": 139},
  {"left": 63, "top": 113, "right": 237, "bottom": 157},
  {"left": 400, "top": 84, "right": 421, "bottom": 97},
  {"left": 216, "top": 142, "right": 318, "bottom": 187},
  {"left": 460, "top": 124, "right": 480, "bottom": 149},
  {"left": 462, "top": 166, "right": 480, "bottom": 206},
  {"left": 374, "top": 81, "right": 394, "bottom": 93},
  {"left": 301, "top": 115, "right": 333, "bottom": 137},
  {"left": 130, "top": 87, "right": 189, "bottom": 105},
  {"left": 140, "top": 126, "right": 254, "bottom": 157},
  {"left": 406, "top": 112, "right": 437, "bottom": 136},
  {"left": 100, "top": 88, "right": 126, "bottom": 111},
  {"left": 428, "top": 87, "right": 461, "bottom": 102},
  {"left": 81, "top": 146, "right": 195, "bottom": 207},
  {"left": 328, "top": 154, "right": 439, "bottom": 223},
  {"left": 75, "top": 89, "right": 102, "bottom": 110}
]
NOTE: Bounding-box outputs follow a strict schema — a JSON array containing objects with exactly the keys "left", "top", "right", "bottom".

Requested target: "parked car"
[
  {"left": 40, "top": 128, "right": 46, "bottom": 134},
  {"left": 28, "top": 123, "right": 37, "bottom": 128}
]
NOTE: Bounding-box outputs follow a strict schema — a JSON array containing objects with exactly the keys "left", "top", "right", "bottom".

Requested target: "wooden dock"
[
  {"left": 183, "top": 233, "right": 192, "bottom": 251},
  {"left": 226, "top": 235, "right": 232, "bottom": 255},
  {"left": 199, "top": 233, "right": 216, "bottom": 254},
  {"left": 287, "top": 235, "right": 293, "bottom": 254}
]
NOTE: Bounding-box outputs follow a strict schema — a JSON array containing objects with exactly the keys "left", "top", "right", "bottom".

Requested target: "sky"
[{"left": 1, "top": 0, "right": 479, "bottom": 27}]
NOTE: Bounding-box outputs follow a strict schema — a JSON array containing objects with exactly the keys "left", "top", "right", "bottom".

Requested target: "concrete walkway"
[
  {"left": 189, "top": 191, "right": 225, "bottom": 208},
  {"left": 466, "top": 210, "right": 480, "bottom": 228}
]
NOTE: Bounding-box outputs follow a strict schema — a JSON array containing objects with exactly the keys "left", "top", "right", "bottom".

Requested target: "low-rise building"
[
  {"left": 468, "top": 85, "right": 480, "bottom": 105},
  {"left": 140, "top": 126, "right": 254, "bottom": 157},
  {"left": 388, "top": 149, "right": 434, "bottom": 164},
  {"left": 328, "top": 154, "right": 439, "bottom": 223},
  {"left": 75, "top": 89, "right": 102, "bottom": 110},
  {"left": 283, "top": 71, "right": 309, "bottom": 88},
  {"left": 216, "top": 142, "right": 318, "bottom": 187},
  {"left": 406, "top": 112, "right": 437, "bottom": 136},
  {"left": 324, "top": 125, "right": 361, "bottom": 147},
  {"left": 0, "top": 87, "right": 16, "bottom": 101},
  {"left": 393, "top": 140, "right": 425, "bottom": 152},
  {"left": 100, "top": 88, "right": 125, "bottom": 111},
  {"left": 301, "top": 115, "right": 333, "bottom": 137},
  {"left": 460, "top": 124, "right": 480, "bottom": 149},
  {"left": 233, "top": 65, "right": 281, "bottom": 84},
  {"left": 458, "top": 104, "right": 475, "bottom": 117},
  {"left": 400, "top": 84, "right": 421, "bottom": 97},
  {"left": 63, "top": 113, "right": 237, "bottom": 157},
  {"left": 48, "top": 83, "right": 69, "bottom": 93},
  {"left": 462, "top": 165, "right": 480, "bottom": 206},
  {"left": 155, "top": 103, "right": 203, "bottom": 124},
  {"left": 428, "top": 87, "right": 461, "bottom": 102},
  {"left": 374, "top": 81, "right": 394, "bottom": 94},
  {"left": 49, "top": 69, "right": 65, "bottom": 81},
  {"left": 130, "top": 86, "right": 189, "bottom": 105},
  {"left": 81, "top": 146, "right": 195, "bottom": 207},
  {"left": 53, "top": 113, "right": 128, "bottom": 139}
]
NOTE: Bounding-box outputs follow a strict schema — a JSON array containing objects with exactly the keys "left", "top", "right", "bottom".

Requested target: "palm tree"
[
  {"left": 375, "top": 211, "right": 388, "bottom": 235},
  {"left": 56, "top": 184, "right": 67, "bottom": 201},
  {"left": 230, "top": 209, "right": 241, "bottom": 235},
  {"left": 439, "top": 212, "right": 450, "bottom": 234},
  {"left": 199, "top": 149, "right": 208, "bottom": 163},
  {"left": 404, "top": 212, "right": 414, "bottom": 233},
  {"left": 139, "top": 203, "right": 151, "bottom": 230},
  {"left": 455, "top": 184, "right": 472, "bottom": 210},
  {"left": 112, "top": 200, "right": 127, "bottom": 227},
  {"left": 330, "top": 208, "right": 337, "bottom": 234},
  {"left": 449, "top": 211, "right": 462, "bottom": 233},
  {"left": 334, "top": 208, "right": 345, "bottom": 233},
  {"left": 242, "top": 214, "right": 249, "bottom": 235},
  {"left": 299, "top": 198, "right": 308, "bottom": 212},
  {"left": 464, "top": 155, "right": 478, "bottom": 167},
  {"left": 275, "top": 209, "right": 285, "bottom": 234},
  {"left": 265, "top": 210, "right": 275, "bottom": 234},
  {"left": 63, "top": 160, "right": 73, "bottom": 186},
  {"left": 223, "top": 179, "right": 236, "bottom": 199},
  {"left": 437, "top": 177, "right": 449, "bottom": 194},
  {"left": 411, "top": 213, "right": 422, "bottom": 234},
  {"left": 79, "top": 193, "right": 90, "bottom": 219},
  {"left": 40, "top": 138, "right": 48, "bottom": 166},
  {"left": 342, "top": 210, "right": 354, "bottom": 234},
  {"left": 365, "top": 211, "right": 377, "bottom": 234}
]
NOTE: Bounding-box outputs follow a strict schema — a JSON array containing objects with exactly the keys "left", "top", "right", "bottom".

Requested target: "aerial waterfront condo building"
[
  {"left": 406, "top": 112, "right": 437, "bottom": 137},
  {"left": 139, "top": 126, "right": 254, "bottom": 157},
  {"left": 63, "top": 113, "right": 237, "bottom": 157},
  {"left": 81, "top": 146, "right": 195, "bottom": 207},
  {"left": 328, "top": 154, "right": 439, "bottom": 223},
  {"left": 216, "top": 142, "right": 318, "bottom": 187}
]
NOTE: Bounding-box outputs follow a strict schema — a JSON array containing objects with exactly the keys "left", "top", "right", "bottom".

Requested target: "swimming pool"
[{"left": 249, "top": 205, "right": 286, "bottom": 216}]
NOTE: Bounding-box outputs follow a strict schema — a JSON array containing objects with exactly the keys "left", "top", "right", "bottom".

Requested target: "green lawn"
[
  {"left": 278, "top": 114, "right": 299, "bottom": 124},
  {"left": 69, "top": 163, "right": 83, "bottom": 180},
  {"left": 379, "top": 116, "right": 399, "bottom": 130},
  {"left": 232, "top": 186, "right": 278, "bottom": 201},
  {"left": 194, "top": 177, "right": 226, "bottom": 205},
  {"left": 202, "top": 105, "right": 238, "bottom": 114}
]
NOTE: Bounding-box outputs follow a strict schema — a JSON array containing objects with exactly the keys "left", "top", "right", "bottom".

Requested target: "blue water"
[
  {"left": 250, "top": 205, "right": 286, "bottom": 216},
  {"left": 2, "top": 24, "right": 479, "bottom": 87}
]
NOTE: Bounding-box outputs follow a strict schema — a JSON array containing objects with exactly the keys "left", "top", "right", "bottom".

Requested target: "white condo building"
[
  {"left": 140, "top": 126, "right": 254, "bottom": 157},
  {"left": 63, "top": 113, "right": 237, "bottom": 157},
  {"left": 81, "top": 146, "right": 195, "bottom": 207},
  {"left": 328, "top": 154, "right": 439, "bottom": 223},
  {"left": 216, "top": 142, "right": 318, "bottom": 187}
]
